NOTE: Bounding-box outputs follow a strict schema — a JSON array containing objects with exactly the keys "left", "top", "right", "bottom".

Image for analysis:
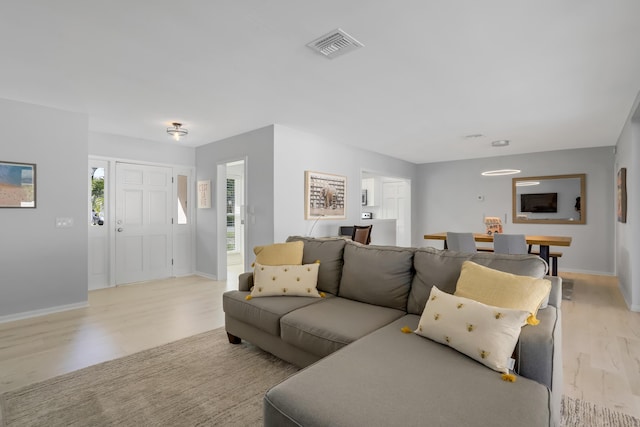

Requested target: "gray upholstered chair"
[
  {"left": 493, "top": 233, "right": 528, "bottom": 254},
  {"left": 445, "top": 232, "right": 477, "bottom": 253}
]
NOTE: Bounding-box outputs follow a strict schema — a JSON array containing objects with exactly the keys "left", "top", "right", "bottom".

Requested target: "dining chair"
[
  {"left": 445, "top": 232, "right": 477, "bottom": 253},
  {"left": 352, "top": 225, "right": 373, "bottom": 245},
  {"left": 339, "top": 226, "right": 354, "bottom": 237},
  {"left": 493, "top": 233, "right": 528, "bottom": 255}
]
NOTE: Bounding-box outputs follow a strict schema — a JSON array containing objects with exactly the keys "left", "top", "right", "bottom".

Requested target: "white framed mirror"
[{"left": 512, "top": 174, "right": 585, "bottom": 224}]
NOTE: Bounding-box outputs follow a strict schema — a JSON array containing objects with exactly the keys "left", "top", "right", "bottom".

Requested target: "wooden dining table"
[{"left": 423, "top": 232, "right": 572, "bottom": 266}]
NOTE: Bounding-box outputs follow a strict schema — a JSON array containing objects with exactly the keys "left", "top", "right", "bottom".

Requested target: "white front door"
[{"left": 115, "top": 162, "right": 173, "bottom": 284}]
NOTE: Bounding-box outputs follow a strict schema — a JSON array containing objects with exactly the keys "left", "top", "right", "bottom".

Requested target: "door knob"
[{"left": 117, "top": 228, "right": 124, "bottom": 232}]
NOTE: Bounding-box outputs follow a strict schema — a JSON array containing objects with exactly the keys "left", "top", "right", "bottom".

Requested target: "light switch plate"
[{"left": 55, "top": 217, "right": 74, "bottom": 228}]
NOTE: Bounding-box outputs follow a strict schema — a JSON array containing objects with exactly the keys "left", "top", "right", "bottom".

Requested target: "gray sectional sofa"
[{"left": 223, "top": 236, "right": 562, "bottom": 426}]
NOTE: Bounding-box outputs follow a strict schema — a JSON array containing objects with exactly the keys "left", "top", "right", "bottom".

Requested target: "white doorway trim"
[
  {"left": 88, "top": 155, "right": 195, "bottom": 289},
  {"left": 361, "top": 169, "right": 412, "bottom": 247},
  {"left": 216, "top": 157, "right": 248, "bottom": 281}
]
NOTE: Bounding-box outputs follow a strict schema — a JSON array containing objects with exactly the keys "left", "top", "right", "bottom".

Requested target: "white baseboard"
[
  {"left": 619, "top": 285, "right": 640, "bottom": 312},
  {"left": 558, "top": 268, "right": 616, "bottom": 276},
  {"left": 195, "top": 271, "right": 217, "bottom": 280},
  {"left": 0, "top": 301, "right": 89, "bottom": 324}
]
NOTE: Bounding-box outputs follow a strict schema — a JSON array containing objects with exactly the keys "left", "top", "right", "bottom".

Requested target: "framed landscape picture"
[
  {"left": 0, "top": 161, "right": 36, "bottom": 208},
  {"left": 305, "top": 171, "right": 346, "bottom": 220}
]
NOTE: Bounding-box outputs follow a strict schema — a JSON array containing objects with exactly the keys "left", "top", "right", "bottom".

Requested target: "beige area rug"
[
  {"left": 0, "top": 329, "right": 298, "bottom": 427},
  {"left": 2, "top": 327, "right": 639, "bottom": 427},
  {"left": 562, "top": 396, "right": 640, "bottom": 427}
]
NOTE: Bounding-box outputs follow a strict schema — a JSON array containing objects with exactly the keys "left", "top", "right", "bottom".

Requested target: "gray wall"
[
  {"left": 417, "top": 147, "right": 615, "bottom": 274},
  {"left": 195, "top": 126, "right": 275, "bottom": 277},
  {"left": 0, "top": 98, "right": 89, "bottom": 318},
  {"left": 615, "top": 94, "right": 639, "bottom": 310},
  {"left": 89, "top": 132, "right": 195, "bottom": 166},
  {"left": 272, "top": 125, "right": 418, "bottom": 244}
]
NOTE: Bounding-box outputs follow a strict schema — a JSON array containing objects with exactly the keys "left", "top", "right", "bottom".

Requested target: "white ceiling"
[{"left": 1, "top": 1, "right": 639, "bottom": 164}]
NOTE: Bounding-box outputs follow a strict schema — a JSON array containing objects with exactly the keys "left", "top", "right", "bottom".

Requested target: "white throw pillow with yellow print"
[
  {"left": 250, "top": 262, "right": 321, "bottom": 298},
  {"left": 415, "top": 286, "right": 529, "bottom": 374}
]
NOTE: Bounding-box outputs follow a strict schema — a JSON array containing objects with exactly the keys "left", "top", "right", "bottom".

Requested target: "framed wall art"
[
  {"left": 197, "top": 179, "right": 211, "bottom": 209},
  {"left": 617, "top": 167, "right": 627, "bottom": 223},
  {"left": 0, "top": 161, "right": 36, "bottom": 208},
  {"left": 305, "top": 171, "right": 347, "bottom": 220}
]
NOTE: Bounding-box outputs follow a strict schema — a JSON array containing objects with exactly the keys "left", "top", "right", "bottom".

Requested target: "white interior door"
[{"left": 115, "top": 163, "right": 173, "bottom": 284}]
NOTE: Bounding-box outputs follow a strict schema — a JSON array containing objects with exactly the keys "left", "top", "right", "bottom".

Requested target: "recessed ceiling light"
[
  {"left": 516, "top": 181, "right": 540, "bottom": 187},
  {"left": 481, "top": 169, "right": 521, "bottom": 176},
  {"left": 464, "top": 134, "right": 484, "bottom": 139},
  {"left": 491, "top": 140, "right": 510, "bottom": 147}
]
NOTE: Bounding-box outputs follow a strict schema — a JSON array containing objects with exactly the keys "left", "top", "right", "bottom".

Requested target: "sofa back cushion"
[
  {"left": 286, "top": 236, "right": 346, "bottom": 295},
  {"left": 407, "top": 248, "right": 548, "bottom": 315},
  {"left": 338, "top": 241, "right": 414, "bottom": 311}
]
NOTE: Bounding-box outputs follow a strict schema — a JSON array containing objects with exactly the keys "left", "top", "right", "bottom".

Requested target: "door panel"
[{"left": 116, "top": 163, "right": 173, "bottom": 284}]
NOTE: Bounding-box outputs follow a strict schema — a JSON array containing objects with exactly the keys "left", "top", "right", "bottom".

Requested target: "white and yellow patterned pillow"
[
  {"left": 415, "top": 286, "right": 529, "bottom": 374},
  {"left": 250, "top": 262, "right": 321, "bottom": 298}
]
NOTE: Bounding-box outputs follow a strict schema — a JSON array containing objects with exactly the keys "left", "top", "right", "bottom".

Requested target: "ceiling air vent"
[{"left": 307, "top": 28, "right": 364, "bottom": 59}]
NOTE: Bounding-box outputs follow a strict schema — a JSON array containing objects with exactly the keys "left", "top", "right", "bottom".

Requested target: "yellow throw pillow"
[
  {"left": 250, "top": 263, "right": 321, "bottom": 298},
  {"left": 253, "top": 241, "right": 304, "bottom": 266},
  {"left": 454, "top": 261, "right": 551, "bottom": 325},
  {"left": 416, "top": 286, "right": 529, "bottom": 374}
]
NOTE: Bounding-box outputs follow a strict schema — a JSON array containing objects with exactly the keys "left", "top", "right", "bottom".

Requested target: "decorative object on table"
[
  {"left": 305, "top": 171, "right": 346, "bottom": 220},
  {"left": 484, "top": 216, "right": 502, "bottom": 234},
  {"left": 617, "top": 167, "right": 627, "bottom": 223},
  {"left": 0, "top": 160, "right": 36, "bottom": 208},
  {"left": 197, "top": 180, "right": 211, "bottom": 209}
]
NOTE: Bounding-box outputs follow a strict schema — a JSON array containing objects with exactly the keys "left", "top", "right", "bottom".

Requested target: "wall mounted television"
[{"left": 520, "top": 193, "right": 558, "bottom": 213}]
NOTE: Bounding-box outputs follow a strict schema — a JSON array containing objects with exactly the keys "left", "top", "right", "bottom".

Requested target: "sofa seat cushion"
[
  {"left": 408, "top": 247, "right": 549, "bottom": 315},
  {"left": 222, "top": 290, "right": 330, "bottom": 336},
  {"left": 280, "top": 297, "right": 405, "bottom": 358},
  {"left": 286, "top": 236, "right": 346, "bottom": 295},
  {"left": 265, "top": 316, "right": 551, "bottom": 427},
  {"left": 338, "top": 241, "right": 414, "bottom": 311}
]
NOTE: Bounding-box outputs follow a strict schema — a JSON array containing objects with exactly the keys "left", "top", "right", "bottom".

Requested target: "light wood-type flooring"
[{"left": 1, "top": 271, "right": 639, "bottom": 419}]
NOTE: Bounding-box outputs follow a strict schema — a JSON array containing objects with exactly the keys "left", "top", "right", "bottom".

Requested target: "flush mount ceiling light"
[
  {"left": 491, "top": 140, "right": 510, "bottom": 147},
  {"left": 167, "top": 122, "right": 188, "bottom": 141},
  {"left": 516, "top": 181, "right": 540, "bottom": 187},
  {"left": 481, "top": 169, "right": 521, "bottom": 176}
]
